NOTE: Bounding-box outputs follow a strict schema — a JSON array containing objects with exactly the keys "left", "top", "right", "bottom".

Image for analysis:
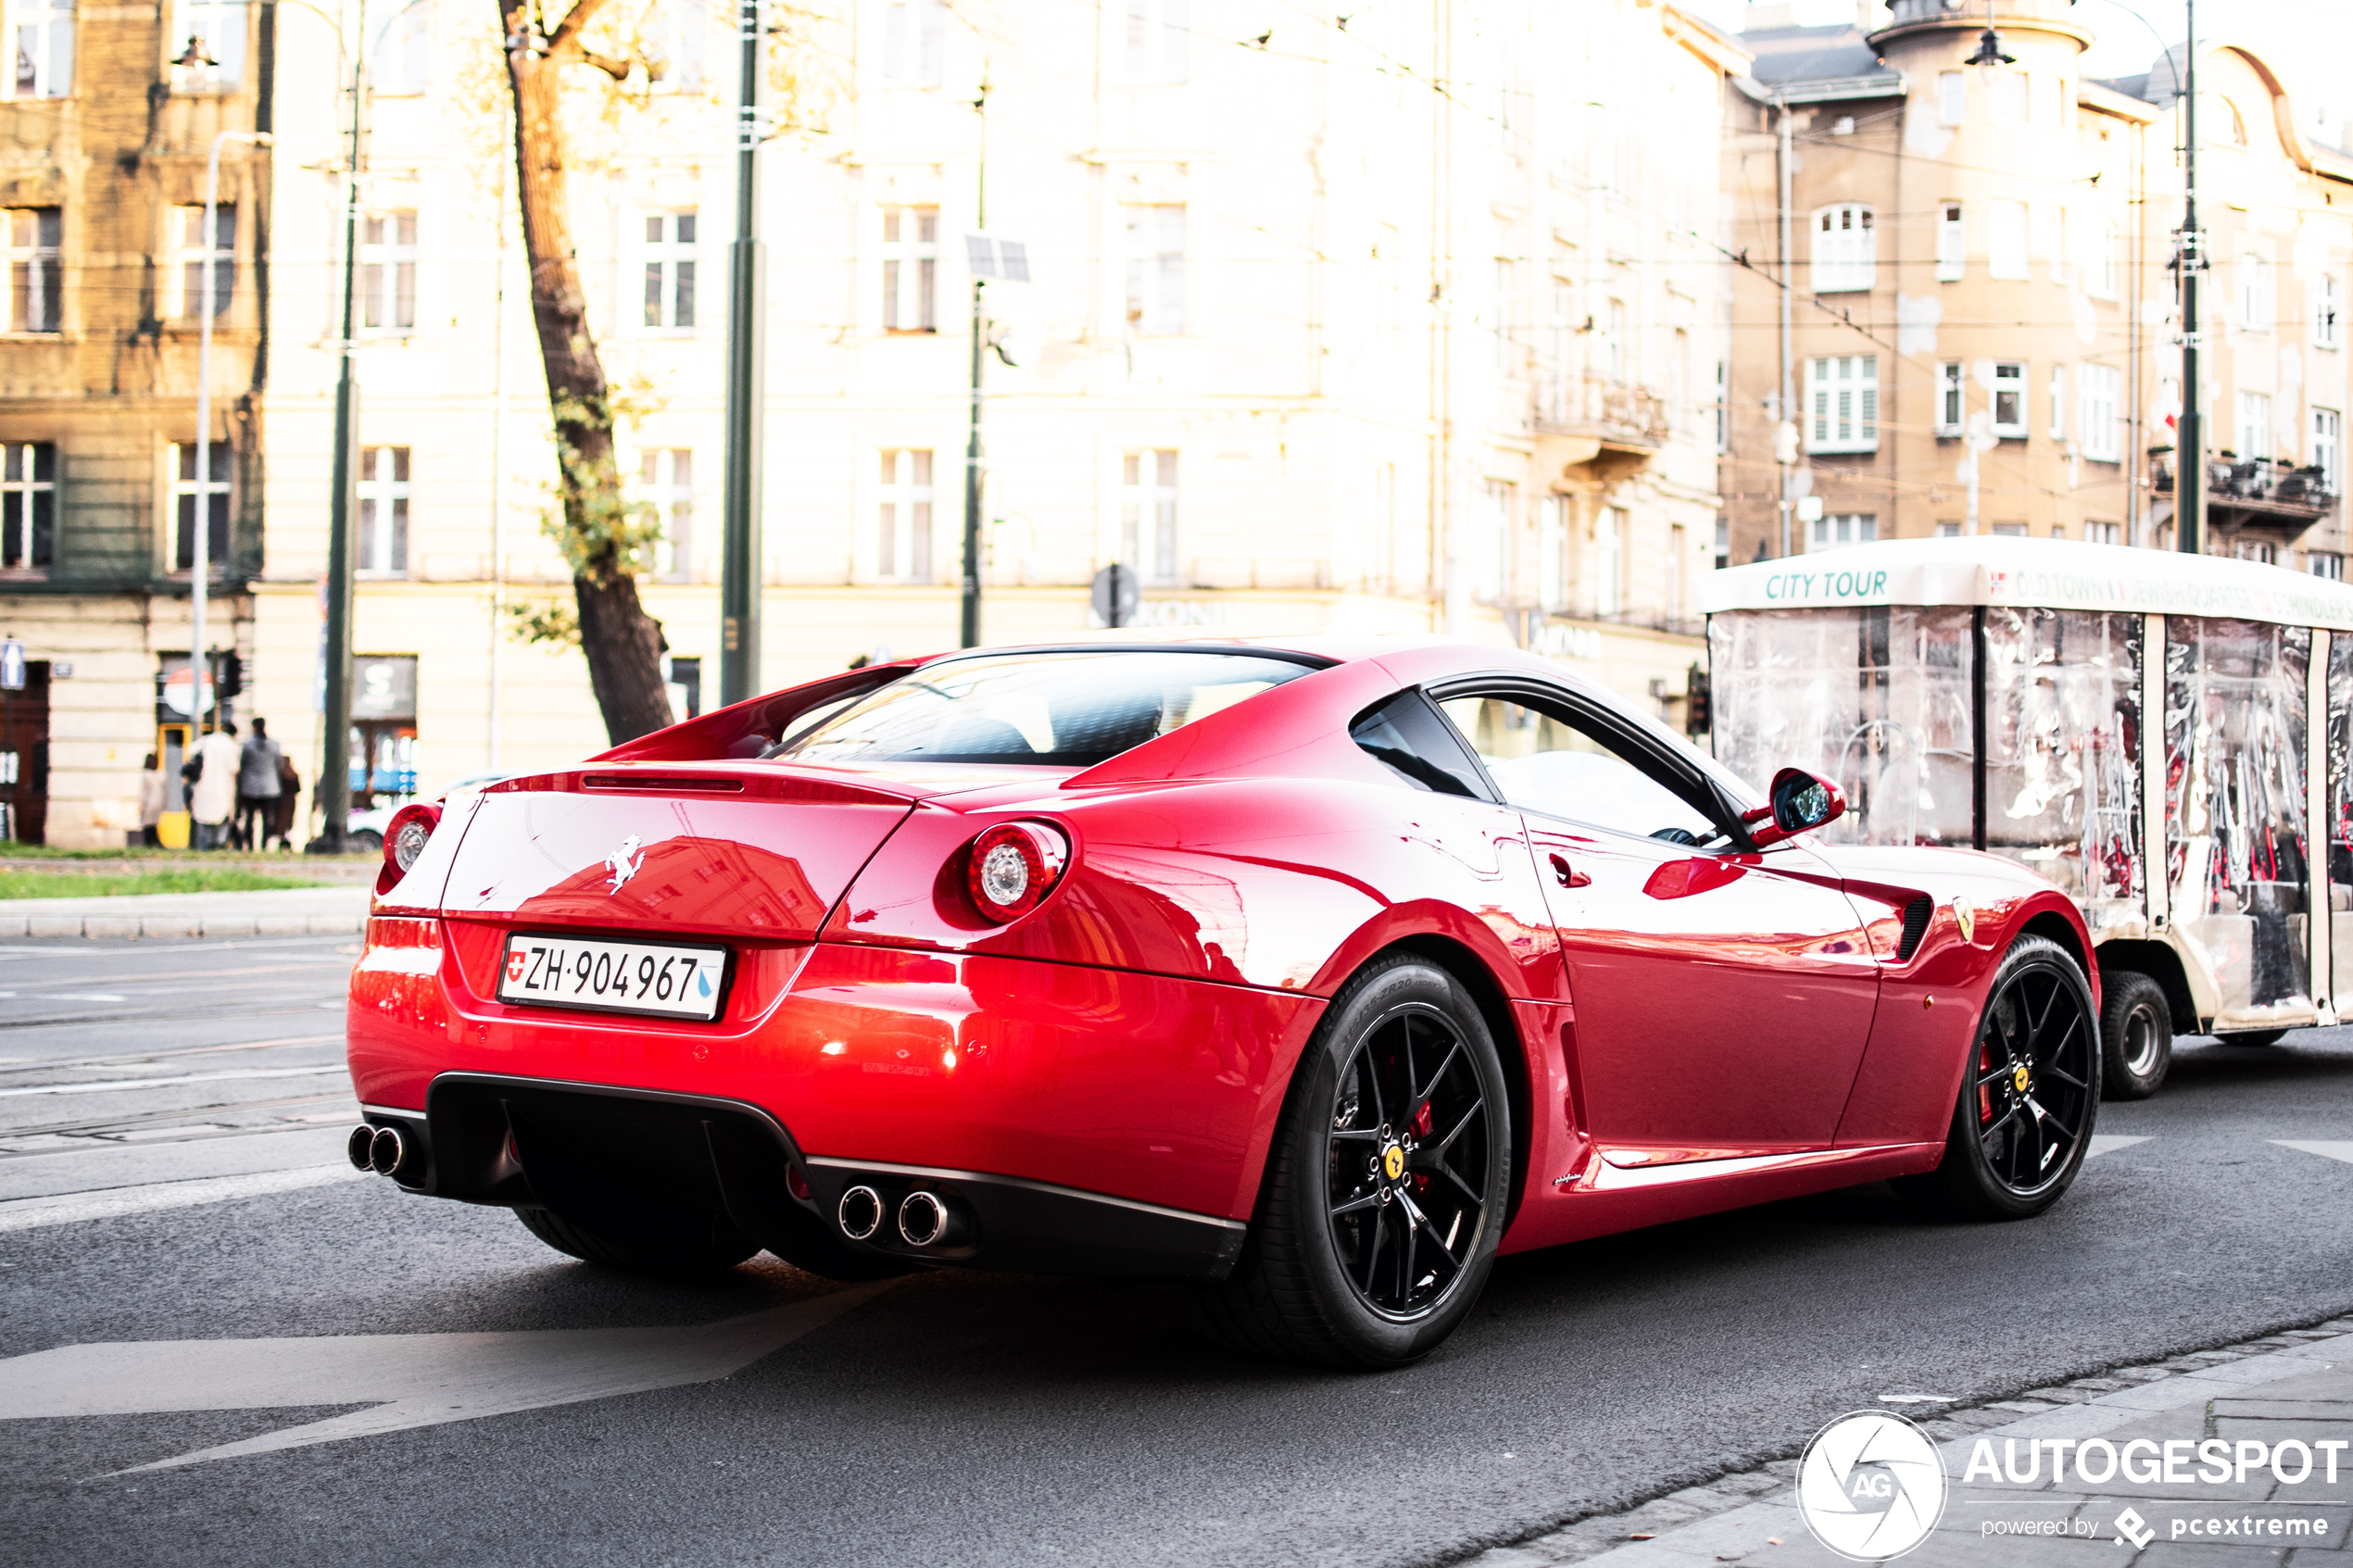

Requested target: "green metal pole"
[{"left": 718, "top": 0, "right": 764, "bottom": 704}]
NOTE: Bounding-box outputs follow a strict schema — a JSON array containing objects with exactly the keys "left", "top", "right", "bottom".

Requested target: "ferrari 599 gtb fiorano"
[{"left": 346, "top": 639, "right": 2098, "bottom": 1366}]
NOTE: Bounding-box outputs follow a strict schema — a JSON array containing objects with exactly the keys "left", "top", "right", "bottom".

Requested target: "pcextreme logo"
[{"left": 1796, "top": 1411, "right": 1948, "bottom": 1561}]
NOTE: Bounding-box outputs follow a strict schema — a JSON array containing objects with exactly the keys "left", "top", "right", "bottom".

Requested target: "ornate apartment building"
[
  {"left": 1722, "top": 0, "right": 2352, "bottom": 570},
  {"left": 0, "top": 0, "right": 272, "bottom": 845}
]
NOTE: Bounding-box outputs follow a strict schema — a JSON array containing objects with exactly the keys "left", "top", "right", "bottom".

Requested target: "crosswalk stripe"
[
  {"left": 2271, "top": 1140, "right": 2353, "bottom": 1165},
  {"left": 2086, "top": 1135, "right": 2148, "bottom": 1158}
]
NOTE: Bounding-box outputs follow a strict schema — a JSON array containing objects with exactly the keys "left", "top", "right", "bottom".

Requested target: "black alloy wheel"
[
  {"left": 1325, "top": 1005, "right": 1491, "bottom": 1319},
  {"left": 1203, "top": 955, "right": 1511, "bottom": 1368},
  {"left": 1896, "top": 934, "right": 2099, "bottom": 1220}
]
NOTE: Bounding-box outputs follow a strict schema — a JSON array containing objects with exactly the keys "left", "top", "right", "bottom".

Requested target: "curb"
[
  {"left": 1448, "top": 1312, "right": 2353, "bottom": 1567},
  {"left": 0, "top": 912, "right": 365, "bottom": 939}
]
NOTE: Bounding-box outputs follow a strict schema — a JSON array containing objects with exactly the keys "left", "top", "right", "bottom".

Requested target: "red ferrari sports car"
[{"left": 347, "top": 637, "right": 2098, "bottom": 1366}]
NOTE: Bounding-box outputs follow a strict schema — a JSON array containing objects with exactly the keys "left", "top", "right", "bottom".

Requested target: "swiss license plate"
[{"left": 497, "top": 933, "right": 729, "bottom": 1022}]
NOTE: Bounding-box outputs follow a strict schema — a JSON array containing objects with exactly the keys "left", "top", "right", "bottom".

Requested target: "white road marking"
[
  {"left": 0, "top": 1162, "right": 366, "bottom": 1232},
  {"left": 2086, "top": 1135, "right": 2149, "bottom": 1158},
  {"left": 0, "top": 992, "right": 125, "bottom": 1002},
  {"left": 0, "top": 1283, "right": 894, "bottom": 1474},
  {"left": 0, "top": 1065, "right": 346, "bottom": 1099},
  {"left": 2271, "top": 1140, "right": 2353, "bottom": 1165}
]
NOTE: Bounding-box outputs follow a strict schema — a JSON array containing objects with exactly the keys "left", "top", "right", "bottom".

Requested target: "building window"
[
  {"left": 2235, "top": 391, "right": 2271, "bottom": 462},
  {"left": 1989, "top": 200, "right": 2028, "bottom": 280},
  {"left": 1809, "top": 204, "right": 1873, "bottom": 294},
  {"left": 1122, "top": 0, "right": 1188, "bottom": 84},
  {"left": 1990, "top": 361, "right": 2027, "bottom": 437},
  {"left": 2048, "top": 365, "right": 2065, "bottom": 439},
  {"left": 1601, "top": 296, "right": 1626, "bottom": 383},
  {"left": 2310, "top": 552, "right": 2345, "bottom": 581},
  {"left": 1935, "top": 521, "right": 1962, "bottom": 538},
  {"left": 1714, "top": 516, "right": 1730, "bottom": 571},
  {"left": 1123, "top": 204, "right": 1184, "bottom": 336},
  {"left": 2314, "top": 408, "right": 2341, "bottom": 493},
  {"left": 642, "top": 210, "right": 696, "bottom": 331},
  {"left": 1990, "top": 522, "right": 2027, "bottom": 538},
  {"left": 2080, "top": 364, "right": 2120, "bottom": 460},
  {"left": 879, "top": 206, "right": 937, "bottom": 332},
  {"left": 1476, "top": 481, "right": 1510, "bottom": 603},
  {"left": 1937, "top": 71, "right": 1964, "bottom": 126},
  {"left": 2319, "top": 273, "right": 2341, "bottom": 350},
  {"left": 170, "top": 204, "right": 233, "bottom": 319},
  {"left": 879, "top": 0, "right": 942, "bottom": 86},
  {"left": 1810, "top": 512, "right": 1876, "bottom": 549},
  {"left": 2238, "top": 254, "right": 2272, "bottom": 332},
  {"left": 1936, "top": 359, "right": 1964, "bottom": 435},
  {"left": 375, "top": 0, "right": 429, "bottom": 94},
  {"left": 2090, "top": 217, "right": 2119, "bottom": 299},
  {"left": 359, "top": 212, "right": 416, "bottom": 334},
  {"left": 5, "top": 207, "right": 59, "bottom": 332},
  {"left": 2234, "top": 539, "right": 2275, "bottom": 565},
  {"left": 1713, "top": 358, "right": 1727, "bottom": 453},
  {"left": 356, "top": 445, "right": 409, "bottom": 575},
  {"left": 171, "top": 0, "right": 243, "bottom": 87},
  {"left": 643, "top": 0, "right": 704, "bottom": 91},
  {"left": 170, "top": 443, "right": 229, "bottom": 571},
  {"left": 637, "top": 448, "right": 692, "bottom": 581},
  {"left": 1935, "top": 203, "right": 1963, "bottom": 282},
  {"left": 2084, "top": 521, "right": 2120, "bottom": 546},
  {"left": 12, "top": 0, "right": 72, "bottom": 98},
  {"left": 1991, "top": 69, "right": 2028, "bottom": 125},
  {"left": 1594, "top": 506, "right": 1624, "bottom": 617},
  {"left": 0, "top": 443, "right": 55, "bottom": 571},
  {"left": 1537, "top": 494, "right": 1568, "bottom": 613},
  {"left": 1120, "top": 449, "right": 1178, "bottom": 583},
  {"left": 1806, "top": 355, "right": 1878, "bottom": 454},
  {"left": 875, "top": 447, "right": 931, "bottom": 582}
]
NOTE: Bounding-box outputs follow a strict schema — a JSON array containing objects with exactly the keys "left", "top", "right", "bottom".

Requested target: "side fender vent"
[{"left": 1895, "top": 896, "right": 1933, "bottom": 962}]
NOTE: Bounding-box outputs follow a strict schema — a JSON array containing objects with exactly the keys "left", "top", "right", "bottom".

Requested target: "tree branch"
[
  {"left": 577, "top": 48, "right": 632, "bottom": 81},
  {"left": 543, "top": 0, "right": 619, "bottom": 63}
]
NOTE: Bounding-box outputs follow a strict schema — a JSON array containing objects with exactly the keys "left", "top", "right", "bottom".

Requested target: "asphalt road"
[{"left": 4, "top": 934, "right": 2352, "bottom": 1568}]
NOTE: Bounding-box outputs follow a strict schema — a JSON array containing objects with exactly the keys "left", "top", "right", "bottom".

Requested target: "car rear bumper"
[{"left": 347, "top": 929, "right": 1317, "bottom": 1281}]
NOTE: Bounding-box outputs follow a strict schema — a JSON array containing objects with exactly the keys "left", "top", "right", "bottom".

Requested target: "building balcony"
[
  {"left": 1533, "top": 378, "right": 1670, "bottom": 470},
  {"left": 2150, "top": 453, "right": 2338, "bottom": 538}
]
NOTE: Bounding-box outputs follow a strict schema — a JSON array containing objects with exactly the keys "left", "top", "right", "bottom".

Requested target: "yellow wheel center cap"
[
  {"left": 2013, "top": 1064, "right": 2032, "bottom": 1094},
  {"left": 1382, "top": 1144, "right": 1406, "bottom": 1181}
]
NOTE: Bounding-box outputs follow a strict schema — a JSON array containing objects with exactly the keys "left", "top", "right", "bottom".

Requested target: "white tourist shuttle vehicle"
[{"left": 1702, "top": 535, "right": 2353, "bottom": 1098}]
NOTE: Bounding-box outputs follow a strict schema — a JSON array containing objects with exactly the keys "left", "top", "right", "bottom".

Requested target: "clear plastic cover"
[
  {"left": 1707, "top": 606, "right": 1974, "bottom": 851},
  {"left": 2165, "top": 619, "right": 2310, "bottom": 1019},
  {"left": 1981, "top": 608, "right": 2143, "bottom": 935}
]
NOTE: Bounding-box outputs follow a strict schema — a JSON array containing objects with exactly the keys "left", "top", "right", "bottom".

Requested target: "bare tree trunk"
[{"left": 500, "top": 0, "right": 674, "bottom": 744}]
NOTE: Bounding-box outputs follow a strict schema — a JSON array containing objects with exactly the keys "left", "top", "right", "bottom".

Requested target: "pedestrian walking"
[
  {"left": 188, "top": 721, "right": 240, "bottom": 851},
  {"left": 236, "top": 718, "right": 283, "bottom": 850},
  {"left": 137, "top": 752, "right": 166, "bottom": 847},
  {"left": 270, "top": 753, "right": 302, "bottom": 851}
]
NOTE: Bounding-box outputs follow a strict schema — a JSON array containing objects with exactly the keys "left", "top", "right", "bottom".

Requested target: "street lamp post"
[
  {"left": 717, "top": 0, "right": 764, "bottom": 706},
  {"left": 2175, "top": 0, "right": 2205, "bottom": 556},
  {"left": 960, "top": 83, "right": 989, "bottom": 649},
  {"left": 311, "top": 39, "right": 365, "bottom": 853},
  {"left": 192, "top": 126, "right": 271, "bottom": 771}
]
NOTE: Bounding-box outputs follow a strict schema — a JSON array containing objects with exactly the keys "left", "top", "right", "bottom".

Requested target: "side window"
[
  {"left": 1349, "top": 692, "right": 1491, "bottom": 799},
  {"left": 1433, "top": 693, "right": 1722, "bottom": 845}
]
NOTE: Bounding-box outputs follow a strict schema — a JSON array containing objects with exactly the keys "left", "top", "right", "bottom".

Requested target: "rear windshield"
[{"left": 770, "top": 650, "right": 1315, "bottom": 767}]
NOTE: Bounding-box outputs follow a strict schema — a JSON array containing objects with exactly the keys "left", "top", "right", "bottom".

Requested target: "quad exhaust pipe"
[
  {"left": 347, "top": 1123, "right": 411, "bottom": 1179},
  {"left": 834, "top": 1181, "right": 970, "bottom": 1248}
]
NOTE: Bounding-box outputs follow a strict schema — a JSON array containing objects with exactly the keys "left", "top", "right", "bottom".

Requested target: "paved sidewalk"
[
  {"left": 0, "top": 884, "right": 370, "bottom": 938},
  {"left": 1463, "top": 1319, "right": 2353, "bottom": 1568}
]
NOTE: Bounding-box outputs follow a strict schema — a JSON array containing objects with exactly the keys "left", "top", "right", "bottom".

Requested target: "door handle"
[{"left": 1550, "top": 853, "right": 1591, "bottom": 889}]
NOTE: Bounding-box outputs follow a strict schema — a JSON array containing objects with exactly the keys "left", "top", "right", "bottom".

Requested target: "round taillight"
[
  {"left": 964, "top": 822, "right": 1069, "bottom": 922},
  {"left": 384, "top": 802, "right": 443, "bottom": 877}
]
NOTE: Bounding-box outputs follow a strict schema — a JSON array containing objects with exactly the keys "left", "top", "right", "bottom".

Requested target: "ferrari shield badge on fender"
[
  {"left": 1952, "top": 897, "right": 1975, "bottom": 943},
  {"left": 605, "top": 835, "right": 646, "bottom": 894}
]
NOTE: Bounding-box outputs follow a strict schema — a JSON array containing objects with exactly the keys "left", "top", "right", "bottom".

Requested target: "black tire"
[
  {"left": 1895, "top": 935, "right": 2100, "bottom": 1221},
  {"left": 2099, "top": 970, "right": 2173, "bottom": 1100},
  {"left": 2221, "top": 1029, "right": 2291, "bottom": 1047},
  {"left": 514, "top": 1203, "right": 759, "bottom": 1275},
  {"left": 350, "top": 828, "right": 384, "bottom": 851},
  {"left": 1203, "top": 954, "right": 1512, "bottom": 1369}
]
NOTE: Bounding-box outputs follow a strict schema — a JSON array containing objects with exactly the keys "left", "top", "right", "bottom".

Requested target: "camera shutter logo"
[{"left": 1795, "top": 1411, "right": 1948, "bottom": 1561}]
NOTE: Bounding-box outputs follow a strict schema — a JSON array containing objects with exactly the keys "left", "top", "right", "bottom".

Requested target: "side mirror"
[{"left": 1744, "top": 767, "right": 1845, "bottom": 847}]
